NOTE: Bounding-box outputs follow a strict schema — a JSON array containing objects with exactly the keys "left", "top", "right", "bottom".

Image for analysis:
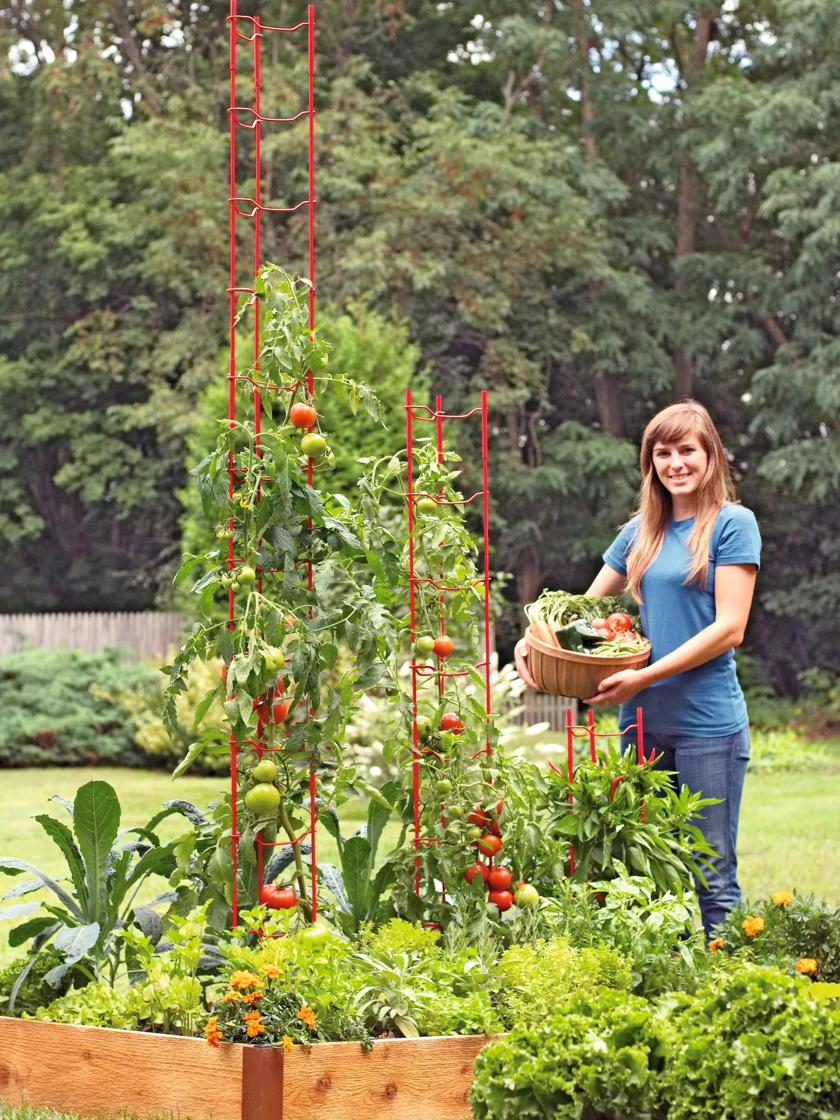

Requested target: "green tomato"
[
  {"left": 238, "top": 565, "right": 257, "bottom": 585},
  {"left": 467, "top": 826, "right": 483, "bottom": 841},
  {"left": 416, "top": 497, "right": 440, "bottom": 516},
  {"left": 251, "top": 759, "right": 279, "bottom": 783},
  {"left": 415, "top": 715, "right": 432, "bottom": 741},
  {"left": 515, "top": 884, "right": 541, "bottom": 908},
  {"left": 264, "top": 646, "right": 286, "bottom": 671},
  {"left": 244, "top": 782, "right": 281, "bottom": 816},
  {"left": 294, "top": 920, "right": 339, "bottom": 946},
  {"left": 414, "top": 635, "right": 436, "bottom": 656},
  {"left": 435, "top": 779, "right": 453, "bottom": 796},
  {"left": 301, "top": 432, "right": 328, "bottom": 461}
]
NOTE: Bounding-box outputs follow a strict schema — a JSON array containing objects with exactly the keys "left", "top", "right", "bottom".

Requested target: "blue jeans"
[{"left": 621, "top": 726, "right": 751, "bottom": 936}]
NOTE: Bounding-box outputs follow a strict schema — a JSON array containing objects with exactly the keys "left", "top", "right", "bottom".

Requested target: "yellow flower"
[
  {"left": 206, "top": 1015, "right": 223, "bottom": 1048},
  {"left": 297, "top": 1004, "right": 317, "bottom": 1030},
  {"left": 260, "top": 963, "right": 282, "bottom": 980},
  {"left": 229, "top": 970, "right": 263, "bottom": 991},
  {"left": 282, "top": 1034, "right": 294, "bottom": 1052},
  {"left": 742, "top": 916, "right": 765, "bottom": 937},
  {"left": 795, "top": 958, "right": 818, "bottom": 975},
  {"left": 221, "top": 990, "right": 242, "bottom": 1004},
  {"left": 770, "top": 891, "right": 793, "bottom": 906},
  {"left": 243, "top": 1010, "right": 265, "bottom": 1038},
  {"left": 708, "top": 938, "right": 726, "bottom": 952}
]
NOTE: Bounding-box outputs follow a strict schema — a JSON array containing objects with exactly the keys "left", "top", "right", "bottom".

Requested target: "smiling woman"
[{"left": 516, "top": 400, "right": 762, "bottom": 937}]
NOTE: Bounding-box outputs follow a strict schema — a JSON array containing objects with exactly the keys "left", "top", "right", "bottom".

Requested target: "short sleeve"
[
  {"left": 602, "top": 517, "right": 639, "bottom": 576},
  {"left": 714, "top": 506, "right": 762, "bottom": 570}
]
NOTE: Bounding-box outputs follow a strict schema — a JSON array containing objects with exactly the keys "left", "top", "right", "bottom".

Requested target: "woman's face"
[{"left": 651, "top": 429, "right": 709, "bottom": 503}]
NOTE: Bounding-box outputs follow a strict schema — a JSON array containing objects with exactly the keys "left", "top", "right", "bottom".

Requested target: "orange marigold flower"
[
  {"left": 242, "top": 990, "right": 263, "bottom": 1005},
  {"left": 243, "top": 1010, "right": 265, "bottom": 1038},
  {"left": 770, "top": 890, "right": 794, "bottom": 906},
  {"left": 260, "top": 963, "right": 282, "bottom": 980},
  {"left": 229, "top": 970, "right": 262, "bottom": 991},
  {"left": 708, "top": 938, "right": 726, "bottom": 952},
  {"left": 742, "top": 916, "right": 765, "bottom": 937},
  {"left": 795, "top": 958, "right": 818, "bottom": 975},
  {"left": 221, "top": 990, "right": 242, "bottom": 1004},
  {"left": 282, "top": 1034, "right": 294, "bottom": 1052},
  {"left": 297, "top": 1004, "right": 317, "bottom": 1030},
  {"left": 206, "top": 1015, "right": 223, "bottom": 1048}
]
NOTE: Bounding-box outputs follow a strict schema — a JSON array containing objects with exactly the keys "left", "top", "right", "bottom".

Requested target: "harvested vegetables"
[{"left": 525, "top": 590, "right": 648, "bottom": 657}]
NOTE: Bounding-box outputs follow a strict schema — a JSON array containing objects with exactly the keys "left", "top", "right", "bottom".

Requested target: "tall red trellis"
[
  {"left": 226, "top": 3, "right": 317, "bottom": 927},
  {"left": 405, "top": 389, "right": 493, "bottom": 896}
]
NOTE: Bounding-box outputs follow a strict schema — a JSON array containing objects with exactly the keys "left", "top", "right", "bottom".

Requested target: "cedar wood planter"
[{"left": 0, "top": 1016, "right": 493, "bottom": 1120}]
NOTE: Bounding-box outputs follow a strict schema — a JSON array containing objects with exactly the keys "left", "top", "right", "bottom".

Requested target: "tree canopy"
[{"left": 1, "top": 0, "right": 837, "bottom": 691}]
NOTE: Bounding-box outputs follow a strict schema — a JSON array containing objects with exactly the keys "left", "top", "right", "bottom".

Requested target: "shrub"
[
  {"left": 712, "top": 892, "right": 840, "bottom": 982},
  {"left": 0, "top": 647, "right": 157, "bottom": 767},
  {"left": 124, "top": 655, "right": 229, "bottom": 775}
]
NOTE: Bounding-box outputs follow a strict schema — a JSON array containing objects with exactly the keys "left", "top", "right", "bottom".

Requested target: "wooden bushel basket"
[{"left": 525, "top": 626, "right": 651, "bottom": 700}]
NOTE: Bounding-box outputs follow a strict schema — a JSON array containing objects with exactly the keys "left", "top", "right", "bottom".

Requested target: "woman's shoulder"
[{"left": 715, "top": 502, "right": 759, "bottom": 530}]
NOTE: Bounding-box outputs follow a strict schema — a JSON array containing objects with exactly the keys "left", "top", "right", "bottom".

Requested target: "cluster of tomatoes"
[
  {"left": 290, "top": 400, "right": 333, "bottom": 468},
  {"left": 415, "top": 632, "right": 455, "bottom": 659},
  {"left": 591, "top": 611, "right": 637, "bottom": 643}
]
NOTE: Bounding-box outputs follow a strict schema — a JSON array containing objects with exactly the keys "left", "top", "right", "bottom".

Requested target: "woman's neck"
[{"left": 670, "top": 495, "right": 698, "bottom": 521}]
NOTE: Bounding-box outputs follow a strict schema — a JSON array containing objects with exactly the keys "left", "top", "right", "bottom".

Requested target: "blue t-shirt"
[{"left": 602, "top": 503, "right": 762, "bottom": 737}]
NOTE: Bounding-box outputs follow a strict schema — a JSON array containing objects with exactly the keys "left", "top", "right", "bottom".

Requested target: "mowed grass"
[{"left": 1, "top": 748, "right": 838, "bottom": 968}]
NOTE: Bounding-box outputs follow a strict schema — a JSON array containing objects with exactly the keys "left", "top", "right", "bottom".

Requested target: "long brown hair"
[{"left": 626, "top": 400, "right": 736, "bottom": 602}]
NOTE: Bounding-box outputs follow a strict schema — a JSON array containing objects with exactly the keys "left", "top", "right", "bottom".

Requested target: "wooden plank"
[
  {"left": 242, "top": 1044, "right": 284, "bottom": 1120},
  {"left": 0, "top": 1017, "right": 246, "bottom": 1120},
  {"left": 281, "top": 1035, "right": 493, "bottom": 1120}
]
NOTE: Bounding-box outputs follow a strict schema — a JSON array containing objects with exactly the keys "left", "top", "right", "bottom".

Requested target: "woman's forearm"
[{"left": 637, "top": 619, "right": 742, "bottom": 687}]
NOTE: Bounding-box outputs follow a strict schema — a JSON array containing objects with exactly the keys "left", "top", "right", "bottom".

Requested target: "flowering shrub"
[{"left": 712, "top": 892, "right": 840, "bottom": 982}]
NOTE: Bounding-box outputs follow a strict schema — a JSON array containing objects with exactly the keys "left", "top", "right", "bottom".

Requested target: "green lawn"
[{"left": 1, "top": 754, "right": 838, "bottom": 969}]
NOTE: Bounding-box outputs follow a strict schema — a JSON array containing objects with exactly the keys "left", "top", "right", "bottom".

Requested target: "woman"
[{"left": 515, "top": 400, "right": 761, "bottom": 935}]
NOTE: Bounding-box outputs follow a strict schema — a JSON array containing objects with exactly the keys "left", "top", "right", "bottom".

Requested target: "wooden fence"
[
  {"left": 514, "top": 690, "right": 579, "bottom": 731},
  {"left": 0, "top": 612, "right": 187, "bottom": 660}
]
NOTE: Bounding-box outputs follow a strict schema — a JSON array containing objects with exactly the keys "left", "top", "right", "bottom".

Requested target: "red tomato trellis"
[
  {"left": 226, "top": 3, "right": 317, "bottom": 928},
  {"left": 549, "top": 706, "right": 650, "bottom": 875},
  {"left": 405, "top": 389, "right": 493, "bottom": 897}
]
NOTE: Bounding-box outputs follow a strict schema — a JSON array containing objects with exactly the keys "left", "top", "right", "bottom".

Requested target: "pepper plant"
[{"left": 164, "top": 265, "right": 400, "bottom": 922}]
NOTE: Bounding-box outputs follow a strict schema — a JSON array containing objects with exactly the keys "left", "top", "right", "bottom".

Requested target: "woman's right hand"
[{"left": 514, "top": 638, "right": 538, "bottom": 690}]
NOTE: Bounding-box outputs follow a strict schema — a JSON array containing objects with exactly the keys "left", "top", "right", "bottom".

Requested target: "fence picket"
[{"left": 0, "top": 612, "right": 186, "bottom": 660}]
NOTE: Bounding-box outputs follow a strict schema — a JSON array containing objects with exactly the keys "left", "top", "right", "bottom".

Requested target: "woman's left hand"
[{"left": 585, "top": 669, "right": 646, "bottom": 706}]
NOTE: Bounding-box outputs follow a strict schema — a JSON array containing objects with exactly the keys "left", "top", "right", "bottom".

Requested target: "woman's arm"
[
  {"left": 585, "top": 564, "right": 628, "bottom": 598},
  {"left": 586, "top": 563, "right": 758, "bottom": 706}
]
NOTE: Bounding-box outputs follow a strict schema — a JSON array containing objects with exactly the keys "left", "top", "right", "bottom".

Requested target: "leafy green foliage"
[
  {"left": 543, "top": 745, "right": 719, "bottom": 892},
  {"left": 0, "top": 648, "right": 158, "bottom": 768},
  {"left": 0, "top": 779, "right": 195, "bottom": 1002},
  {"left": 714, "top": 893, "right": 840, "bottom": 983}
]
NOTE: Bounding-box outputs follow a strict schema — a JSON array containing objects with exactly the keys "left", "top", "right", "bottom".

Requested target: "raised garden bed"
[{"left": 0, "top": 1016, "right": 492, "bottom": 1120}]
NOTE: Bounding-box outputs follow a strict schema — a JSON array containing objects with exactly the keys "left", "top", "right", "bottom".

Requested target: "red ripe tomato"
[
  {"left": 273, "top": 701, "right": 289, "bottom": 723},
  {"left": 260, "top": 884, "right": 297, "bottom": 910},
  {"left": 591, "top": 618, "right": 608, "bottom": 629},
  {"left": 607, "top": 612, "right": 633, "bottom": 633},
  {"left": 488, "top": 889, "right": 514, "bottom": 912},
  {"left": 487, "top": 866, "right": 513, "bottom": 891},
  {"left": 440, "top": 712, "right": 464, "bottom": 734},
  {"left": 289, "top": 402, "right": 317, "bottom": 429},
  {"left": 433, "top": 635, "right": 454, "bottom": 658},
  {"left": 594, "top": 626, "right": 615, "bottom": 641},
  {"left": 476, "top": 833, "right": 502, "bottom": 857},
  {"left": 464, "top": 863, "right": 490, "bottom": 886}
]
